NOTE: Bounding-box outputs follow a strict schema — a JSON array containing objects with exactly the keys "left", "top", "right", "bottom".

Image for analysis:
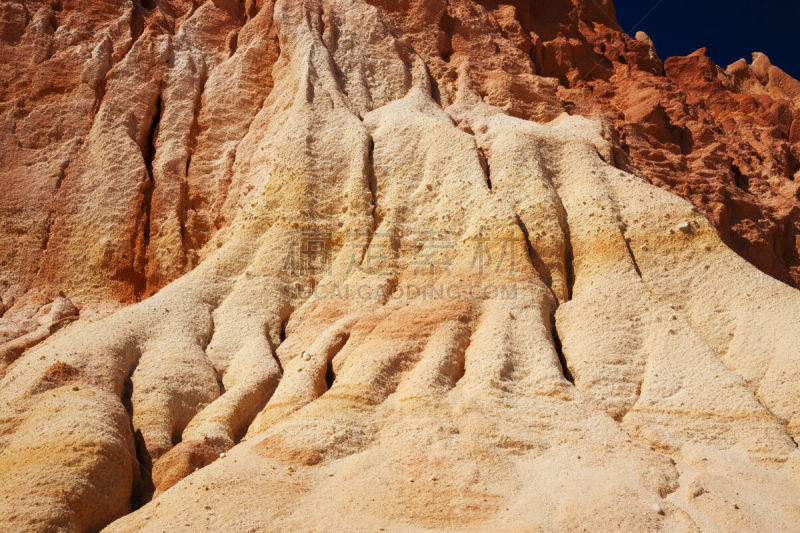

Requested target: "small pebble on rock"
[{"left": 652, "top": 503, "right": 665, "bottom": 515}]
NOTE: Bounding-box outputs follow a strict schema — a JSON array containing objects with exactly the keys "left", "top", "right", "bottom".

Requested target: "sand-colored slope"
[{"left": 0, "top": 1, "right": 799, "bottom": 531}]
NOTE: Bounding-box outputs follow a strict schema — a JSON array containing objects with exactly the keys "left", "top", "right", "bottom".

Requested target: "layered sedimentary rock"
[{"left": 0, "top": 0, "right": 799, "bottom": 531}]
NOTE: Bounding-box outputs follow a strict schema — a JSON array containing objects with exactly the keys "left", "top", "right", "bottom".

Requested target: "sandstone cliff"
[{"left": 1, "top": 1, "right": 799, "bottom": 531}]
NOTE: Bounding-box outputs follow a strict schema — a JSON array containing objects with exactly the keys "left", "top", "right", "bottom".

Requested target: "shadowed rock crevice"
[
  {"left": 122, "top": 367, "right": 154, "bottom": 509},
  {"left": 134, "top": 92, "right": 161, "bottom": 298},
  {"left": 142, "top": 93, "right": 161, "bottom": 188},
  {"left": 93, "top": 68, "right": 109, "bottom": 114},
  {"left": 623, "top": 235, "right": 642, "bottom": 279},
  {"left": 477, "top": 146, "right": 491, "bottom": 190},
  {"left": 320, "top": 331, "right": 350, "bottom": 395},
  {"left": 515, "top": 214, "right": 553, "bottom": 289},
  {"left": 279, "top": 317, "right": 288, "bottom": 344},
  {"left": 732, "top": 163, "right": 750, "bottom": 194},
  {"left": 324, "top": 358, "right": 336, "bottom": 390},
  {"left": 129, "top": 425, "right": 154, "bottom": 510},
  {"left": 438, "top": 9, "right": 455, "bottom": 63},
  {"left": 447, "top": 323, "right": 470, "bottom": 388},
  {"left": 179, "top": 70, "right": 208, "bottom": 255},
  {"left": 550, "top": 318, "right": 573, "bottom": 384},
  {"left": 363, "top": 135, "right": 380, "bottom": 258},
  {"left": 130, "top": 1, "right": 151, "bottom": 49},
  {"left": 555, "top": 196, "right": 575, "bottom": 301}
]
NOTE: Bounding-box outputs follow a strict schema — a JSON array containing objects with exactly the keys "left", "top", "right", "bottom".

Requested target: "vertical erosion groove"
[
  {"left": 321, "top": 331, "right": 350, "bottom": 394},
  {"left": 122, "top": 367, "right": 155, "bottom": 509},
  {"left": 438, "top": 10, "right": 455, "bottom": 62},
  {"left": 515, "top": 214, "right": 553, "bottom": 289},
  {"left": 324, "top": 358, "right": 336, "bottom": 390},
  {"left": 203, "top": 312, "right": 225, "bottom": 394},
  {"left": 358, "top": 135, "right": 379, "bottom": 266},
  {"left": 264, "top": 315, "right": 286, "bottom": 375},
  {"left": 477, "top": 146, "right": 491, "bottom": 190},
  {"left": 551, "top": 318, "right": 573, "bottom": 384},
  {"left": 623, "top": 237, "right": 643, "bottom": 279},
  {"left": 279, "top": 317, "right": 288, "bottom": 343},
  {"left": 366, "top": 136, "right": 378, "bottom": 228},
  {"left": 130, "top": 1, "right": 147, "bottom": 45},
  {"left": 136, "top": 93, "right": 161, "bottom": 298},
  {"left": 448, "top": 325, "right": 471, "bottom": 388},
  {"left": 228, "top": 31, "right": 239, "bottom": 56},
  {"left": 182, "top": 71, "right": 207, "bottom": 257},
  {"left": 142, "top": 93, "right": 161, "bottom": 189},
  {"left": 557, "top": 205, "right": 575, "bottom": 301},
  {"left": 543, "top": 161, "right": 575, "bottom": 301}
]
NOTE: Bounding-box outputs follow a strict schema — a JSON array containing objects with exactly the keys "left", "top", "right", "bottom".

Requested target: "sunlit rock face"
[{"left": 0, "top": 1, "right": 799, "bottom": 531}]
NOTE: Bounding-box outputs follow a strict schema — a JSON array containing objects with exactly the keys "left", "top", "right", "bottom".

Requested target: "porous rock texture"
[{"left": 1, "top": 0, "right": 800, "bottom": 531}]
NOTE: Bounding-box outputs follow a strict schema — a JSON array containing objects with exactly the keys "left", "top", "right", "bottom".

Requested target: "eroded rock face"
[{"left": 0, "top": 1, "right": 799, "bottom": 531}]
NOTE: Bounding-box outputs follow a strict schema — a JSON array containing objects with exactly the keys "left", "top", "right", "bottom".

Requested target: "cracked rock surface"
[{"left": 0, "top": 0, "right": 799, "bottom": 531}]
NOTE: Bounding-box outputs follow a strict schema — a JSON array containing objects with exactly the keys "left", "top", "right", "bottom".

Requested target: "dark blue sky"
[{"left": 612, "top": 0, "right": 800, "bottom": 79}]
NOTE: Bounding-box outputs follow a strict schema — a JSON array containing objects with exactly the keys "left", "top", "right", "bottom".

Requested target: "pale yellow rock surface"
[{"left": 0, "top": 1, "right": 799, "bottom": 532}]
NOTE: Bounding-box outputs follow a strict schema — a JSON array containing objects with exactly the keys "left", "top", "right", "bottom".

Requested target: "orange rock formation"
[{"left": 1, "top": 1, "right": 799, "bottom": 531}]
